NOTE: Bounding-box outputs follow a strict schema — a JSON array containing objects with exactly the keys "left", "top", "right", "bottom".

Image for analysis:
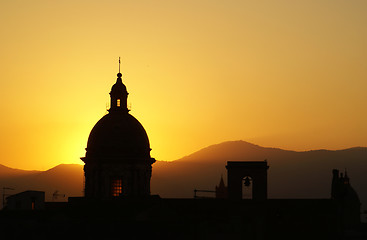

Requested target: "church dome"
[
  {"left": 82, "top": 67, "right": 155, "bottom": 199},
  {"left": 86, "top": 111, "right": 151, "bottom": 160},
  {"left": 83, "top": 71, "right": 152, "bottom": 162}
]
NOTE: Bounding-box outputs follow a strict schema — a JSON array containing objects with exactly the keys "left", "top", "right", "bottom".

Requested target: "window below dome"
[
  {"left": 111, "top": 178, "right": 122, "bottom": 197},
  {"left": 117, "top": 99, "right": 121, "bottom": 107}
]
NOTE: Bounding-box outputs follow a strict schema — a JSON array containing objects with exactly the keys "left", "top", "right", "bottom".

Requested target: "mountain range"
[
  {"left": 0, "top": 164, "right": 84, "bottom": 207},
  {"left": 1, "top": 141, "right": 366, "bottom": 210}
]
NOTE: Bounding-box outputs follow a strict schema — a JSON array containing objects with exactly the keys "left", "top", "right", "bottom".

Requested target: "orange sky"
[{"left": 0, "top": 1, "right": 366, "bottom": 170}]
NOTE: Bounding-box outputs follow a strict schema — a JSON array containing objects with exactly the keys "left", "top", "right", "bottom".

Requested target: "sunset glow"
[{"left": 0, "top": 1, "right": 366, "bottom": 170}]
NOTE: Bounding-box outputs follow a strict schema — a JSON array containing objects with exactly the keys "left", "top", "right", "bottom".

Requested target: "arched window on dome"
[{"left": 117, "top": 99, "right": 121, "bottom": 107}]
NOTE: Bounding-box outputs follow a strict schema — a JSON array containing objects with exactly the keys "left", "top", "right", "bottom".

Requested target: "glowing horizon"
[{"left": 0, "top": 1, "right": 366, "bottom": 170}]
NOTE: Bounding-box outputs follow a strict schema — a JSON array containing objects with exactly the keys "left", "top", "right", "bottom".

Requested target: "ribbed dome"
[{"left": 86, "top": 111, "right": 151, "bottom": 160}]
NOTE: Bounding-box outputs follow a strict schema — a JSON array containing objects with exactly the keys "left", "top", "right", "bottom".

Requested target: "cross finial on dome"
[{"left": 117, "top": 57, "right": 122, "bottom": 78}]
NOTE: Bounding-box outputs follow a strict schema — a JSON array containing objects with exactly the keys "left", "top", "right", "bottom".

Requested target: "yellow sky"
[{"left": 0, "top": 1, "right": 366, "bottom": 170}]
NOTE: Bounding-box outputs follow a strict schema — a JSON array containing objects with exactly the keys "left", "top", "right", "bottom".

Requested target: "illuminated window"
[
  {"left": 117, "top": 99, "right": 121, "bottom": 107},
  {"left": 31, "top": 197, "right": 36, "bottom": 210},
  {"left": 111, "top": 178, "right": 122, "bottom": 197}
]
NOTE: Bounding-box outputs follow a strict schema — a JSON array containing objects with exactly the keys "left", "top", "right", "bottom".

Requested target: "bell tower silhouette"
[{"left": 226, "top": 161, "right": 269, "bottom": 200}]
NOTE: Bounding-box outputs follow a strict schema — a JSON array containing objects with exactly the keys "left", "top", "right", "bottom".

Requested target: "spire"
[
  {"left": 109, "top": 59, "right": 129, "bottom": 113},
  {"left": 344, "top": 168, "right": 350, "bottom": 184},
  {"left": 218, "top": 175, "right": 225, "bottom": 188},
  {"left": 216, "top": 175, "right": 228, "bottom": 199},
  {"left": 117, "top": 57, "right": 122, "bottom": 79},
  {"left": 118, "top": 57, "right": 121, "bottom": 74}
]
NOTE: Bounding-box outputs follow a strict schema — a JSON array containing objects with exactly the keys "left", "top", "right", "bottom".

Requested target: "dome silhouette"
[
  {"left": 82, "top": 69, "right": 155, "bottom": 198},
  {"left": 86, "top": 111, "right": 151, "bottom": 160}
]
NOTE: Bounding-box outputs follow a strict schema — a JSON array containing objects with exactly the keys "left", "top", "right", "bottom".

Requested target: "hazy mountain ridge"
[
  {"left": 177, "top": 141, "right": 280, "bottom": 162},
  {"left": 0, "top": 164, "right": 42, "bottom": 177},
  {"left": 151, "top": 141, "right": 367, "bottom": 208},
  {"left": 0, "top": 141, "right": 366, "bottom": 210},
  {"left": 0, "top": 164, "right": 84, "bottom": 208}
]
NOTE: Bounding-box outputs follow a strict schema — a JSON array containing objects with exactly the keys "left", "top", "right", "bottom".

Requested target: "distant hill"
[
  {"left": 0, "top": 164, "right": 41, "bottom": 177},
  {"left": 1, "top": 141, "right": 366, "bottom": 210},
  {"left": 151, "top": 141, "right": 367, "bottom": 209},
  {"left": 0, "top": 164, "right": 83, "bottom": 208}
]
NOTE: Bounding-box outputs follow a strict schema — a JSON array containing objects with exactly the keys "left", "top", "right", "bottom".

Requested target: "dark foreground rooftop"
[{"left": 1, "top": 197, "right": 366, "bottom": 240}]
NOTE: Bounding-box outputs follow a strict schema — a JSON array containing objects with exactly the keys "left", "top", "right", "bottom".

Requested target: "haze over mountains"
[
  {"left": 0, "top": 164, "right": 83, "bottom": 208},
  {"left": 1, "top": 141, "right": 366, "bottom": 210}
]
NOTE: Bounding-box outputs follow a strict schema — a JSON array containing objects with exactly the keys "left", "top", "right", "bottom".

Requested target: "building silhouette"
[
  {"left": 1, "top": 68, "right": 365, "bottom": 239},
  {"left": 81, "top": 72, "right": 155, "bottom": 198},
  {"left": 6, "top": 191, "right": 44, "bottom": 210},
  {"left": 226, "top": 161, "right": 268, "bottom": 201}
]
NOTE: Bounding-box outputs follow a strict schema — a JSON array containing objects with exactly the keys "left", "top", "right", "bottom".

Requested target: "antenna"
[
  {"left": 52, "top": 190, "right": 65, "bottom": 201},
  {"left": 119, "top": 57, "right": 121, "bottom": 73}
]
